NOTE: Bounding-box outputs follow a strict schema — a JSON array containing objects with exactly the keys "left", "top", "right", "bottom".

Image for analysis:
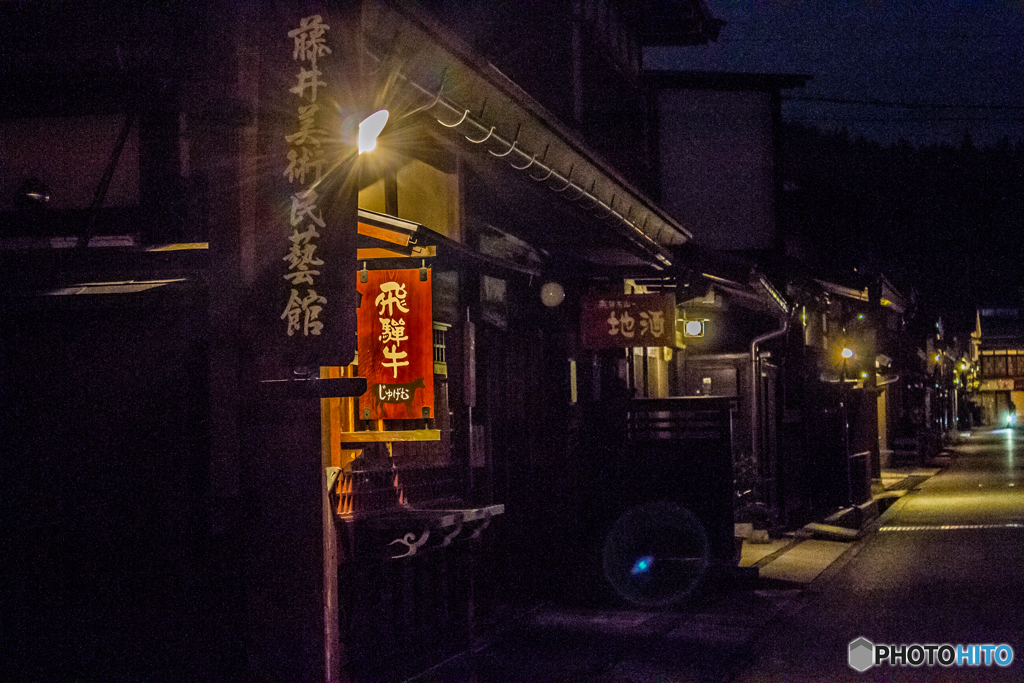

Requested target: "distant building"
[{"left": 974, "top": 307, "right": 1024, "bottom": 424}]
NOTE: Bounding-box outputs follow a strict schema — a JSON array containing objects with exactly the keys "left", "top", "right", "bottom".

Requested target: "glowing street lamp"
[{"left": 357, "top": 109, "right": 389, "bottom": 154}]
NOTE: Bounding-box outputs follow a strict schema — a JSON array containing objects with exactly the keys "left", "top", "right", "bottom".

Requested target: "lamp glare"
[{"left": 841, "top": 348, "right": 853, "bottom": 359}]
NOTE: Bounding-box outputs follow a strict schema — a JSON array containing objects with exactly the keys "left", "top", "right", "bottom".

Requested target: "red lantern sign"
[{"left": 356, "top": 269, "right": 434, "bottom": 420}]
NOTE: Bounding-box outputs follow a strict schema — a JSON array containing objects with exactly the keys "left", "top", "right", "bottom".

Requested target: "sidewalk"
[
  {"left": 742, "top": 464, "right": 944, "bottom": 584},
  {"left": 414, "top": 463, "right": 949, "bottom": 683}
]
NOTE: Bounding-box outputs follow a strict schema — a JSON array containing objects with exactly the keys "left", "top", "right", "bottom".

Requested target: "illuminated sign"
[
  {"left": 581, "top": 292, "right": 676, "bottom": 349},
  {"left": 356, "top": 269, "right": 434, "bottom": 419}
]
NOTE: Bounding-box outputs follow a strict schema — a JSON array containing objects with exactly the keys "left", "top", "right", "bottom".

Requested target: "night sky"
[{"left": 645, "top": 1, "right": 1024, "bottom": 147}]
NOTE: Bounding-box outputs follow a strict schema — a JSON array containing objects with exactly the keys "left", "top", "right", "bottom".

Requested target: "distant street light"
[{"left": 841, "top": 347, "right": 853, "bottom": 384}]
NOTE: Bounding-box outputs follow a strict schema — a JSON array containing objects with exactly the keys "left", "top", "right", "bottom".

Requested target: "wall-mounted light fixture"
[{"left": 683, "top": 319, "right": 705, "bottom": 337}]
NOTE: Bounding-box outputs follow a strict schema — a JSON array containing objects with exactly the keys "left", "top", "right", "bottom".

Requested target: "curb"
[
  {"left": 806, "top": 479, "right": 919, "bottom": 591},
  {"left": 805, "top": 458, "right": 952, "bottom": 589},
  {"left": 750, "top": 462, "right": 946, "bottom": 579}
]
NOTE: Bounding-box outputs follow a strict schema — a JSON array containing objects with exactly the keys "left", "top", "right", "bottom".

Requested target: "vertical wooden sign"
[{"left": 254, "top": 1, "right": 360, "bottom": 376}]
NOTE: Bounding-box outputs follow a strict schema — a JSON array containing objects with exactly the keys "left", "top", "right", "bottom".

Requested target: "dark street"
[
  {"left": 422, "top": 429, "right": 1024, "bottom": 682},
  {"left": 741, "top": 427, "right": 1024, "bottom": 681}
]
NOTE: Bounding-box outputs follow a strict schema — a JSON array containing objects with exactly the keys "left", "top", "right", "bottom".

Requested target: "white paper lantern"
[{"left": 540, "top": 281, "right": 565, "bottom": 307}]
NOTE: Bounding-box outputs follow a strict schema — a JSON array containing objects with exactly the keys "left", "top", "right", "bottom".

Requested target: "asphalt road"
[{"left": 737, "top": 427, "right": 1024, "bottom": 682}]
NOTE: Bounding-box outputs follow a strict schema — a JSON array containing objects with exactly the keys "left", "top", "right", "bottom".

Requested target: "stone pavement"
[{"left": 411, "top": 465, "right": 946, "bottom": 683}]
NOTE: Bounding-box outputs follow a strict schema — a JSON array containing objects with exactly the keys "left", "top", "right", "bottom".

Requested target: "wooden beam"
[
  {"left": 356, "top": 245, "right": 436, "bottom": 260},
  {"left": 337, "top": 429, "right": 441, "bottom": 443},
  {"left": 357, "top": 220, "right": 411, "bottom": 246}
]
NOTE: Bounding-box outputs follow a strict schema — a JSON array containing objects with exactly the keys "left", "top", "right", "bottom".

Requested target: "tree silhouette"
[{"left": 780, "top": 122, "right": 1024, "bottom": 335}]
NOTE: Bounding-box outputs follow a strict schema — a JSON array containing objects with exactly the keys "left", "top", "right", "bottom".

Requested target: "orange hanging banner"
[{"left": 356, "top": 268, "right": 434, "bottom": 420}]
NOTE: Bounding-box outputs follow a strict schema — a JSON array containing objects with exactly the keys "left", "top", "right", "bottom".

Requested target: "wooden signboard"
[
  {"left": 254, "top": 3, "right": 361, "bottom": 375},
  {"left": 581, "top": 292, "right": 677, "bottom": 349}
]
